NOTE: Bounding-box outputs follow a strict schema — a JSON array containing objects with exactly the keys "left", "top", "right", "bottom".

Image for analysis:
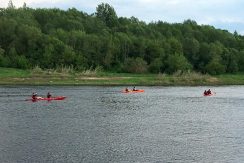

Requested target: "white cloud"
[{"left": 0, "top": 0, "right": 10, "bottom": 8}]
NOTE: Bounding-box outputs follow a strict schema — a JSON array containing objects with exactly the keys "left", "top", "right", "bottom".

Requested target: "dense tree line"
[{"left": 1, "top": 2, "right": 244, "bottom": 74}]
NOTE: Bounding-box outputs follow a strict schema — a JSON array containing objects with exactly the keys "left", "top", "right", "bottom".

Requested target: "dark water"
[{"left": 0, "top": 86, "right": 244, "bottom": 163}]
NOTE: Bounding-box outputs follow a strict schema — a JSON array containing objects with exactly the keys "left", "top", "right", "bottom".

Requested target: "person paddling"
[
  {"left": 32, "top": 92, "right": 37, "bottom": 100},
  {"left": 204, "top": 90, "right": 208, "bottom": 95},
  {"left": 125, "top": 87, "right": 129, "bottom": 92},
  {"left": 207, "top": 89, "right": 212, "bottom": 95},
  {"left": 132, "top": 86, "right": 137, "bottom": 91},
  {"left": 47, "top": 92, "right": 52, "bottom": 98}
]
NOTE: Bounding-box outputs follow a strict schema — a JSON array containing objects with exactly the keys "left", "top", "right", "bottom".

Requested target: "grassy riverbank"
[{"left": 1, "top": 67, "right": 244, "bottom": 86}]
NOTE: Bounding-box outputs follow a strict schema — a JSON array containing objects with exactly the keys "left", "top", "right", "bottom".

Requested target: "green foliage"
[
  {"left": 0, "top": 48, "right": 4, "bottom": 66},
  {"left": 149, "top": 58, "right": 162, "bottom": 73},
  {"left": 15, "top": 55, "right": 29, "bottom": 69},
  {"left": 123, "top": 57, "right": 147, "bottom": 73},
  {"left": 183, "top": 37, "right": 200, "bottom": 64},
  {"left": 0, "top": 4, "right": 244, "bottom": 75},
  {"left": 144, "top": 41, "right": 164, "bottom": 64},
  {"left": 0, "top": 67, "right": 30, "bottom": 78},
  {"left": 0, "top": 47, "right": 4, "bottom": 55},
  {"left": 8, "top": 0, "right": 15, "bottom": 9},
  {"left": 222, "top": 48, "right": 239, "bottom": 73},
  {"left": 168, "top": 37, "right": 183, "bottom": 54},
  {"left": 96, "top": 3, "right": 118, "bottom": 28},
  {"left": 166, "top": 53, "right": 192, "bottom": 74},
  {"left": 238, "top": 51, "right": 244, "bottom": 71},
  {"left": 205, "top": 57, "right": 226, "bottom": 75},
  {"left": 0, "top": 54, "right": 5, "bottom": 67}
]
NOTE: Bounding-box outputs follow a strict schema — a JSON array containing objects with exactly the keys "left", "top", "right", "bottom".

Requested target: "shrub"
[{"left": 123, "top": 57, "right": 147, "bottom": 73}]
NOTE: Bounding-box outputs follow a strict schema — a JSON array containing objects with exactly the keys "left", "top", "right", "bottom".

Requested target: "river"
[{"left": 0, "top": 86, "right": 244, "bottom": 162}]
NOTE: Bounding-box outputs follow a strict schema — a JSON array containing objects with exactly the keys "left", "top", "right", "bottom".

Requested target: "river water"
[{"left": 0, "top": 86, "right": 244, "bottom": 162}]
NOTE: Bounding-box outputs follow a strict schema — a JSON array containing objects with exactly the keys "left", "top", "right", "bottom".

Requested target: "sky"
[{"left": 1, "top": 0, "right": 244, "bottom": 35}]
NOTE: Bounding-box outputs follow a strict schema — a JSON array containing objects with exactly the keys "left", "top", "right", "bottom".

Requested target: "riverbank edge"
[
  {"left": 1, "top": 67, "right": 244, "bottom": 86},
  {"left": 1, "top": 75, "right": 244, "bottom": 86}
]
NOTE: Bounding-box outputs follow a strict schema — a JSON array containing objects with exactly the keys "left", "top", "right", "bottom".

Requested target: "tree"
[
  {"left": 0, "top": 18, "right": 17, "bottom": 49},
  {"left": 223, "top": 48, "right": 239, "bottom": 73},
  {"left": 63, "top": 46, "right": 76, "bottom": 65},
  {"left": 129, "top": 37, "right": 146, "bottom": 58},
  {"left": 115, "top": 32, "right": 132, "bottom": 61},
  {"left": 15, "top": 55, "right": 29, "bottom": 69},
  {"left": 197, "top": 42, "right": 211, "bottom": 71},
  {"left": 0, "top": 47, "right": 4, "bottom": 56},
  {"left": 1, "top": 4, "right": 244, "bottom": 75},
  {"left": 149, "top": 58, "right": 162, "bottom": 73},
  {"left": 205, "top": 57, "right": 226, "bottom": 75},
  {"left": 0, "top": 47, "right": 6, "bottom": 67},
  {"left": 123, "top": 57, "right": 147, "bottom": 73},
  {"left": 183, "top": 37, "right": 200, "bottom": 64},
  {"left": 238, "top": 51, "right": 244, "bottom": 72},
  {"left": 8, "top": 0, "right": 15, "bottom": 9},
  {"left": 168, "top": 37, "right": 183, "bottom": 55},
  {"left": 23, "top": 2, "right": 27, "bottom": 9},
  {"left": 166, "top": 53, "right": 192, "bottom": 74},
  {"left": 209, "top": 41, "right": 224, "bottom": 57},
  {"left": 42, "top": 44, "right": 55, "bottom": 68},
  {"left": 144, "top": 41, "right": 164, "bottom": 64},
  {"left": 96, "top": 3, "right": 118, "bottom": 28}
]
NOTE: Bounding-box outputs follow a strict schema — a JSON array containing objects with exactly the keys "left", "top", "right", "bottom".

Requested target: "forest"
[{"left": 1, "top": 2, "right": 244, "bottom": 75}]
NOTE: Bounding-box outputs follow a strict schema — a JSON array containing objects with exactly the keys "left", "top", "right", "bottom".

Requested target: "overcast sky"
[{"left": 1, "top": 0, "right": 244, "bottom": 34}]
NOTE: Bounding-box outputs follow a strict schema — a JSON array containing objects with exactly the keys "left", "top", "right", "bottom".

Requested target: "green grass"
[
  {"left": 1, "top": 67, "right": 244, "bottom": 85},
  {"left": 216, "top": 73, "right": 244, "bottom": 85},
  {"left": 0, "top": 67, "right": 31, "bottom": 77}
]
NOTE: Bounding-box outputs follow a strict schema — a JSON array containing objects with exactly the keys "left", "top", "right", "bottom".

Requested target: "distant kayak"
[
  {"left": 203, "top": 92, "right": 215, "bottom": 96},
  {"left": 122, "top": 89, "right": 144, "bottom": 93},
  {"left": 27, "top": 96, "right": 66, "bottom": 101}
]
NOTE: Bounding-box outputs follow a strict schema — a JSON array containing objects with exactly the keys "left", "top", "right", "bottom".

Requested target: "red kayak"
[
  {"left": 203, "top": 93, "right": 215, "bottom": 96},
  {"left": 28, "top": 96, "right": 66, "bottom": 101},
  {"left": 122, "top": 89, "right": 145, "bottom": 93}
]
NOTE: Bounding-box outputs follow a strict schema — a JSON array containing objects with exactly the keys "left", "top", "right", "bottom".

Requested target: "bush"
[
  {"left": 149, "top": 58, "right": 162, "bottom": 73},
  {"left": 123, "top": 57, "right": 147, "bottom": 73},
  {"left": 16, "top": 55, "right": 30, "bottom": 69},
  {"left": 166, "top": 53, "right": 192, "bottom": 74},
  {"left": 205, "top": 58, "right": 226, "bottom": 75}
]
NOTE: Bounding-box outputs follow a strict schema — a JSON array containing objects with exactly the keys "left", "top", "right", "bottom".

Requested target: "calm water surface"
[{"left": 0, "top": 86, "right": 244, "bottom": 162}]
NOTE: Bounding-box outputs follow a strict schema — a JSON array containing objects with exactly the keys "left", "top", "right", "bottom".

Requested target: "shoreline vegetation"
[
  {"left": 1, "top": 4, "right": 244, "bottom": 78},
  {"left": 1, "top": 67, "right": 244, "bottom": 86}
]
